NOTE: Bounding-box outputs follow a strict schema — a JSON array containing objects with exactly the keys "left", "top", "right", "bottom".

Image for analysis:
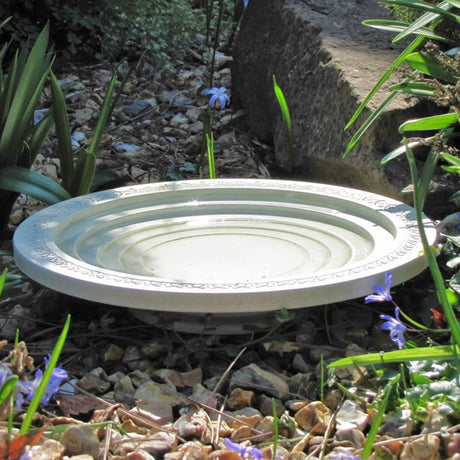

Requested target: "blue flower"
[
  {"left": 365, "top": 272, "right": 392, "bottom": 303},
  {"left": 244, "top": 0, "right": 249, "bottom": 6},
  {"left": 380, "top": 307, "right": 407, "bottom": 349},
  {"left": 202, "top": 87, "right": 230, "bottom": 109},
  {"left": 18, "top": 356, "right": 68, "bottom": 407},
  {"left": 224, "top": 438, "right": 262, "bottom": 460}
]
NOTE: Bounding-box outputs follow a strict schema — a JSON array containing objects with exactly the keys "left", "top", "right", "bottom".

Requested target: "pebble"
[
  {"left": 60, "top": 424, "right": 100, "bottom": 458},
  {"left": 229, "top": 363, "right": 290, "bottom": 400},
  {"left": 400, "top": 433, "right": 440, "bottom": 459},
  {"left": 294, "top": 401, "right": 333, "bottom": 435},
  {"left": 335, "top": 399, "right": 368, "bottom": 431},
  {"left": 227, "top": 387, "right": 255, "bottom": 409}
]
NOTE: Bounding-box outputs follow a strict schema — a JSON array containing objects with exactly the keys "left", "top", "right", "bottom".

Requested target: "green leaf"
[
  {"left": 363, "top": 19, "right": 454, "bottom": 43},
  {"left": 0, "top": 24, "right": 51, "bottom": 166},
  {"left": 379, "top": 1, "right": 460, "bottom": 27},
  {"left": 344, "top": 35, "right": 424, "bottom": 131},
  {"left": 404, "top": 52, "right": 458, "bottom": 83},
  {"left": 0, "top": 267, "right": 7, "bottom": 297},
  {"left": 70, "top": 150, "right": 96, "bottom": 197},
  {"left": 0, "top": 165, "right": 71, "bottom": 204},
  {"left": 381, "top": 138, "right": 430, "bottom": 164},
  {"left": 19, "top": 314, "right": 71, "bottom": 435},
  {"left": 391, "top": 1, "right": 457, "bottom": 41},
  {"left": 328, "top": 345, "right": 460, "bottom": 368},
  {"left": 389, "top": 81, "right": 436, "bottom": 97},
  {"left": 344, "top": 89, "right": 401, "bottom": 157},
  {"left": 88, "top": 72, "right": 117, "bottom": 155},
  {"left": 273, "top": 75, "right": 294, "bottom": 166},
  {"left": 28, "top": 110, "right": 54, "bottom": 159},
  {"left": 399, "top": 112, "right": 459, "bottom": 132},
  {"left": 0, "top": 375, "right": 18, "bottom": 407},
  {"left": 50, "top": 71, "right": 74, "bottom": 191}
]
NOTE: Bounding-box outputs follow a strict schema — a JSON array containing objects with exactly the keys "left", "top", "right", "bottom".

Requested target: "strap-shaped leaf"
[
  {"left": 328, "top": 344, "right": 460, "bottom": 368},
  {"left": 363, "top": 19, "right": 453, "bottom": 43},
  {"left": 88, "top": 72, "right": 117, "bottom": 155},
  {"left": 404, "top": 52, "right": 458, "bottom": 83},
  {"left": 389, "top": 81, "right": 435, "bottom": 97},
  {"left": 344, "top": 88, "right": 401, "bottom": 157},
  {"left": 380, "top": 138, "right": 430, "bottom": 164},
  {"left": 0, "top": 165, "right": 71, "bottom": 204},
  {"left": 0, "top": 24, "right": 51, "bottom": 166},
  {"left": 50, "top": 71, "right": 74, "bottom": 191},
  {"left": 70, "top": 149, "right": 96, "bottom": 197},
  {"left": 389, "top": 1, "right": 457, "bottom": 41},
  {"left": 345, "top": 35, "right": 424, "bottom": 130},
  {"left": 398, "top": 112, "right": 459, "bottom": 132}
]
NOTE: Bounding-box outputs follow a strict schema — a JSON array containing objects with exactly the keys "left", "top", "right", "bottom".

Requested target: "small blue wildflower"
[
  {"left": 328, "top": 450, "right": 361, "bottom": 460},
  {"left": 244, "top": 0, "right": 249, "bottom": 6},
  {"left": 365, "top": 272, "right": 392, "bottom": 303},
  {"left": 19, "top": 356, "right": 68, "bottom": 407},
  {"left": 224, "top": 438, "right": 262, "bottom": 460},
  {"left": 202, "top": 86, "right": 230, "bottom": 109},
  {"left": 380, "top": 307, "right": 407, "bottom": 350}
]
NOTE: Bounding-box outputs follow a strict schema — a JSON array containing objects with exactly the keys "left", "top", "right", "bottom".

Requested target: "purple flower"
[
  {"left": 202, "top": 87, "right": 230, "bottom": 109},
  {"left": 224, "top": 438, "right": 262, "bottom": 460},
  {"left": 365, "top": 272, "right": 392, "bottom": 303},
  {"left": 18, "top": 356, "right": 68, "bottom": 407},
  {"left": 380, "top": 307, "right": 407, "bottom": 349}
]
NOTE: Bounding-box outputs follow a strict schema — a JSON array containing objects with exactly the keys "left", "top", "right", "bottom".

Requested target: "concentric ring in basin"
[{"left": 13, "top": 179, "right": 437, "bottom": 314}]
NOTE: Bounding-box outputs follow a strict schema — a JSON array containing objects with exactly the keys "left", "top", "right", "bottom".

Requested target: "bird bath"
[{"left": 14, "top": 179, "right": 437, "bottom": 333}]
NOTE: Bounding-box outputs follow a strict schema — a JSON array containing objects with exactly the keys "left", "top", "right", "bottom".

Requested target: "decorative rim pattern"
[{"left": 13, "top": 179, "right": 437, "bottom": 313}]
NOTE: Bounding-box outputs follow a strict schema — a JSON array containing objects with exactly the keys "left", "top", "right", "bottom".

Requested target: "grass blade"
[
  {"left": 399, "top": 112, "right": 459, "bottom": 132},
  {"left": 19, "top": 314, "right": 71, "bottom": 435}
]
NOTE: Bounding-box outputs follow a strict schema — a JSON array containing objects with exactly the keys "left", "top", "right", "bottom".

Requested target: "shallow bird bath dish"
[{"left": 14, "top": 179, "right": 437, "bottom": 330}]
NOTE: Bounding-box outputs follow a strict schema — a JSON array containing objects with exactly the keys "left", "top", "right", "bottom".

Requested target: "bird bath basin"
[{"left": 14, "top": 179, "right": 437, "bottom": 333}]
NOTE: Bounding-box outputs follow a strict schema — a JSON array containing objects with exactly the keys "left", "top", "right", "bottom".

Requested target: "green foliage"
[
  {"left": 0, "top": 22, "right": 54, "bottom": 226},
  {"left": 0, "top": 0, "right": 201, "bottom": 70}
]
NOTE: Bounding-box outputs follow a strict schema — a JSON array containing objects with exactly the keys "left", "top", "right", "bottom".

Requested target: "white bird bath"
[{"left": 14, "top": 179, "right": 437, "bottom": 333}]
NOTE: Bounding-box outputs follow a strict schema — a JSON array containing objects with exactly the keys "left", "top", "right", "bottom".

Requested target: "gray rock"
[
  {"left": 124, "top": 99, "right": 157, "bottom": 116},
  {"left": 335, "top": 399, "right": 368, "bottom": 431},
  {"left": 229, "top": 363, "right": 290, "bottom": 400}
]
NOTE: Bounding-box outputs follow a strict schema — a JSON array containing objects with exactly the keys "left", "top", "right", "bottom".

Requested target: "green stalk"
[
  {"left": 404, "top": 142, "right": 460, "bottom": 347},
  {"left": 19, "top": 315, "right": 71, "bottom": 435},
  {"left": 360, "top": 376, "right": 400, "bottom": 459},
  {"left": 206, "top": 133, "right": 216, "bottom": 179}
]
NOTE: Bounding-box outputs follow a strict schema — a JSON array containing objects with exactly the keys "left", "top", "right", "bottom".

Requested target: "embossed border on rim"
[{"left": 13, "top": 179, "right": 437, "bottom": 313}]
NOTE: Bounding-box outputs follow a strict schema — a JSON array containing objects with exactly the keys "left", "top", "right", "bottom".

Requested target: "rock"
[
  {"left": 335, "top": 427, "right": 366, "bottom": 449},
  {"left": 103, "top": 344, "right": 124, "bottom": 362},
  {"left": 77, "top": 371, "right": 110, "bottom": 395},
  {"left": 114, "top": 375, "right": 136, "bottom": 405},
  {"left": 335, "top": 399, "right": 368, "bottom": 431},
  {"left": 232, "top": 0, "right": 456, "bottom": 217},
  {"left": 400, "top": 434, "right": 441, "bottom": 460},
  {"left": 60, "top": 424, "right": 100, "bottom": 458},
  {"left": 229, "top": 363, "right": 290, "bottom": 400},
  {"left": 227, "top": 388, "right": 255, "bottom": 409},
  {"left": 257, "top": 394, "right": 285, "bottom": 417},
  {"left": 294, "top": 401, "right": 333, "bottom": 434},
  {"left": 20, "top": 439, "right": 65, "bottom": 459},
  {"left": 159, "top": 90, "right": 193, "bottom": 107},
  {"left": 124, "top": 99, "right": 158, "bottom": 116}
]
